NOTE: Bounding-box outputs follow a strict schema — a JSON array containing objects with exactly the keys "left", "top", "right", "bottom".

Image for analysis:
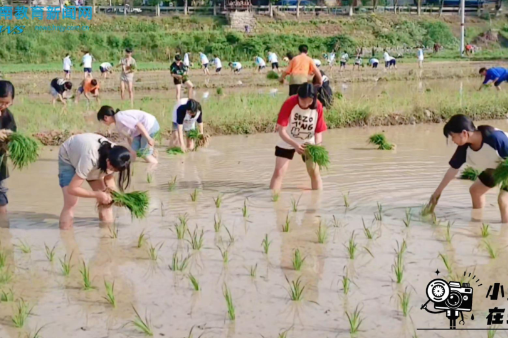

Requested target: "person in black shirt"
[
  {"left": 50, "top": 78, "right": 73, "bottom": 106},
  {"left": 0, "top": 81, "right": 17, "bottom": 214},
  {"left": 171, "top": 98, "right": 203, "bottom": 152},
  {"left": 170, "top": 55, "right": 194, "bottom": 101}
]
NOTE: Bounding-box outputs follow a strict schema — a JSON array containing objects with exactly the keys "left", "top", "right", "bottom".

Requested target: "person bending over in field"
[
  {"left": 58, "top": 133, "right": 132, "bottom": 230},
  {"left": 97, "top": 106, "right": 160, "bottom": 165},
  {"left": 270, "top": 83, "right": 327, "bottom": 192},
  {"left": 170, "top": 98, "right": 203, "bottom": 152},
  {"left": 75, "top": 78, "right": 100, "bottom": 104},
  {"left": 255, "top": 56, "right": 266, "bottom": 73},
  {"left": 0, "top": 81, "right": 17, "bottom": 216},
  {"left": 120, "top": 48, "right": 136, "bottom": 107},
  {"left": 478, "top": 67, "right": 508, "bottom": 91},
  {"left": 213, "top": 55, "right": 222, "bottom": 74},
  {"left": 50, "top": 78, "right": 73, "bottom": 106},
  {"left": 199, "top": 52, "right": 210, "bottom": 76},
  {"left": 100, "top": 62, "right": 114, "bottom": 79},
  {"left": 428, "top": 114, "right": 508, "bottom": 223},
  {"left": 229, "top": 62, "right": 242, "bottom": 74},
  {"left": 171, "top": 55, "right": 194, "bottom": 101}
]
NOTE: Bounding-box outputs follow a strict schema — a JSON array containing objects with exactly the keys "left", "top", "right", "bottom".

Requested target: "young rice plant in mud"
[
  {"left": 286, "top": 276, "right": 305, "bottom": 301},
  {"left": 223, "top": 284, "right": 235, "bottom": 321},
  {"left": 241, "top": 199, "right": 248, "bottom": 218},
  {"left": 169, "top": 252, "right": 189, "bottom": 272},
  {"left": 362, "top": 218, "right": 374, "bottom": 240},
  {"left": 368, "top": 133, "right": 395, "bottom": 150},
  {"left": 186, "top": 227, "right": 204, "bottom": 251},
  {"left": 24, "top": 326, "right": 44, "bottom": 338},
  {"left": 0, "top": 248, "right": 7, "bottom": 269},
  {"left": 188, "top": 274, "right": 200, "bottom": 291},
  {"left": 1, "top": 289, "right": 14, "bottom": 302},
  {"left": 292, "top": 249, "right": 305, "bottom": 271},
  {"left": 16, "top": 240, "right": 31, "bottom": 254},
  {"left": 445, "top": 221, "right": 454, "bottom": 243},
  {"left": 175, "top": 215, "right": 189, "bottom": 240},
  {"left": 168, "top": 176, "right": 177, "bottom": 191},
  {"left": 481, "top": 223, "right": 490, "bottom": 238},
  {"left": 399, "top": 288, "right": 411, "bottom": 317},
  {"left": 345, "top": 232, "right": 358, "bottom": 260},
  {"left": 131, "top": 306, "right": 154, "bottom": 336},
  {"left": 137, "top": 229, "right": 147, "bottom": 248},
  {"left": 224, "top": 225, "right": 235, "bottom": 243},
  {"left": 108, "top": 224, "right": 118, "bottom": 239},
  {"left": 484, "top": 240, "right": 499, "bottom": 259},
  {"left": 190, "top": 189, "right": 199, "bottom": 202},
  {"left": 213, "top": 193, "right": 223, "bottom": 208},
  {"left": 342, "top": 191, "right": 350, "bottom": 208},
  {"left": 146, "top": 173, "right": 153, "bottom": 183},
  {"left": 80, "top": 261, "right": 94, "bottom": 290},
  {"left": 60, "top": 253, "right": 73, "bottom": 276},
  {"left": 342, "top": 269, "right": 352, "bottom": 295},
  {"left": 329, "top": 215, "right": 343, "bottom": 228},
  {"left": 460, "top": 166, "right": 480, "bottom": 181},
  {"left": 281, "top": 213, "right": 291, "bottom": 233},
  {"left": 439, "top": 252, "right": 453, "bottom": 274},
  {"left": 213, "top": 214, "right": 222, "bottom": 233},
  {"left": 262, "top": 234, "right": 272, "bottom": 255},
  {"left": 272, "top": 192, "right": 280, "bottom": 202},
  {"left": 291, "top": 195, "right": 302, "bottom": 212},
  {"left": 147, "top": 242, "right": 163, "bottom": 261},
  {"left": 403, "top": 208, "right": 412, "bottom": 227},
  {"left": 374, "top": 202, "right": 383, "bottom": 221},
  {"left": 392, "top": 253, "right": 404, "bottom": 284},
  {"left": 11, "top": 298, "right": 32, "bottom": 328},
  {"left": 44, "top": 243, "right": 57, "bottom": 262},
  {"left": 316, "top": 221, "right": 329, "bottom": 244},
  {"left": 217, "top": 245, "right": 230, "bottom": 265},
  {"left": 249, "top": 263, "right": 257, "bottom": 278},
  {"left": 0, "top": 269, "right": 12, "bottom": 284},
  {"left": 346, "top": 306, "right": 364, "bottom": 334},
  {"left": 277, "top": 328, "right": 291, "bottom": 338},
  {"left": 103, "top": 280, "right": 116, "bottom": 308}
]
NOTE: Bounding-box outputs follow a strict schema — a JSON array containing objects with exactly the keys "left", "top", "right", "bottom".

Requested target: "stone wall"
[{"left": 227, "top": 11, "right": 256, "bottom": 31}]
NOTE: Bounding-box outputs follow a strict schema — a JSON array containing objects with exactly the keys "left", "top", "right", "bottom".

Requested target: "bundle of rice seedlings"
[
  {"left": 110, "top": 190, "right": 149, "bottom": 219},
  {"left": 187, "top": 129, "right": 200, "bottom": 140},
  {"left": 368, "top": 133, "right": 395, "bottom": 150},
  {"left": 166, "top": 147, "right": 184, "bottom": 155},
  {"left": 136, "top": 148, "right": 150, "bottom": 158},
  {"left": 494, "top": 159, "right": 508, "bottom": 187},
  {"left": 460, "top": 166, "right": 480, "bottom": 181},
  {"left": 196, "top": 134, "right": 211, "bottom": 148},
  {"left": 304, "top": 144, "right": 330, "bottom": 170},
  {"left": 267, "top": 71, "right": 279, "bottom": 80},
  {"left": 0, "top": 131, "right": 40, "bottom": 169},
  {"left": 128, "top": 64, "right": 137, "bottom": 71}
]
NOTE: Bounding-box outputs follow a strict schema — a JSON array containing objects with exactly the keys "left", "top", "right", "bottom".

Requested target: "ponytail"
[
  {"left": 97, "top": 105, "right": 119, "bottom": 121},
  {"left": 97, "top": 140, "right": 132, "bottom": 191}
]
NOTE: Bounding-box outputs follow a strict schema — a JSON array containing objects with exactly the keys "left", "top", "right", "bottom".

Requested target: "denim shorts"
[
  {"left": 58, "top": 158, "right": 76, "bottom": 188},
  {"left": 0, "top": 180, "right": 8, "bottom": 206},
  {"left": 132, "top": 120, "right": 160, "bottom": 156}
]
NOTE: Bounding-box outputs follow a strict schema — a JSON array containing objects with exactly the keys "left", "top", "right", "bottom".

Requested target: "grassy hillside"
[{"left": 1, "top": 14, "right": 507, "bottom": 65}]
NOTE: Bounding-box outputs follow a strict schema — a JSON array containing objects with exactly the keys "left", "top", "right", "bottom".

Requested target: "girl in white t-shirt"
[
  {"left": 170, "top": 98, "right": 203, "bottom": 152},
  {"left": 97, "top": 106, "right": 160, "bottom": 164}
]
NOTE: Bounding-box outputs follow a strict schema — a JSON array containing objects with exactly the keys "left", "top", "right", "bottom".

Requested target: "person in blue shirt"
[
  {"left": 428, "top": 114, "right": 508, "bottom": 223},
  {"left": 479, "top": 67, "right": 508, "bottom": 91}
]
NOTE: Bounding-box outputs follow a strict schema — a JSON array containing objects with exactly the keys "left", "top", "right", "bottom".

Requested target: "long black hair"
[
  {"left": 0, "top": 81, "right": 15, "bottom": 99},
  {"left": 97, "top": 105, "right": 120, "bottom": 121},
  {"left": 97, "top": 140, "right": 131, "bottom": 191},
  {"left": 443, "top": 114, "right": 476, "bottom": 137}
]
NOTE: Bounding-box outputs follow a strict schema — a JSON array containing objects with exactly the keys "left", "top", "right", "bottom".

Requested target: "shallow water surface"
[{"left": 1, "top": 121, "right": 508, "bottom": 337}]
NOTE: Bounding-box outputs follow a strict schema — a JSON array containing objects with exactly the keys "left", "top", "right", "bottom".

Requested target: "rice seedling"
[
  {"left": 166, "top": 147, "right": 184, "bottom": 156},
  {"left": 217, "top": 245, "right": 230, "bottom": 265},
  {"left": 272, "top": 192, "right": 280, "bottom": 202},
  {"left": 103, "top": 280, "right": 116, "bottom": 308},
  {"left": 399, "top": 288, "right": 411, "bottom": 317},
  {"left": 488, "top": 326, "right": 498, "bottom": 338},
  {"left": 224, "top": 225, "right": 235, "bottom": 243},
  {"left": 5, "top": 132, "right": 40, "bottom": 169},
  {"left": 316, "top": 221, "right": 329, "bottom": 244},
  {"left": 281, "top": 213, "right": 291, "bottom": 232},
  {"left": 438, "top": 252, "right": 453, "bottom": 274},
  {"left": 242, "top": 199, "right": 248, "bottom": 218},
  {"left": 213, "top": 193, "right": 223, "bottom": 208},
  {"left": 175, "top": 216, "right": 189, "bottom": 240},
  {"left": 59, "top": 253, "right": 73, "bottom": 276},
  {"left": 403, "top": 208, "right": 412, "bottom": 227},
  {"left": 188, "top": 274, "right": 200, "bottom": 291},
  {"left": 0, "top": 249, "right": 7, "bottom": 269},
  {"left": 345, "top": 306, "right": 363, "bottom": 334},
  {"left": 249, "top": 263, "right": 257, "bottom": 278},
  {"left": 186, "top": 227, "right": 204, "bottom": 251},
  {"left": 484, "top": 240, "right": 499, "bottom": 259},
  {"left": 216, "top": 87, "right": 224, "bottom": 95},
  {"left": 304, "top": 144, "right": 330, "bottom": 170},
  {"left": 481, "top": 223, "right": 490, "bottom": 238},
  {"left": 0, "top": 269, "right": 12, "bottom": 284},
  {"left": 291, "top": 195, "right": 302, "bottom": 212},
  {"left": 24, "top": 326, "right": 44, "bottom": 338},
  {"left": 16, "top": 240, "right": 31, "bottom": 254},
  {"left": 0, "top": 289, "right": 14, "bottom": 302},
  {"left": 341, "top": 269, "right": 352, "bottom": 295},
  {"left": 342, "top": 191, "right": 350, "bottom": 208},
  {"left": 445, "top": 221, "right": 454, "bottom": 243},
  {"left": 169, "top": 252, "right": 190, "bottom": 272},
  {"left": 131, "top": 306, "right": 154, "bottom": 336},
  {"left": 392, "top": 253, "right": 404, "bottom": 284},
  {"left": 190, "top": 189, "right": 199, "bottom": 202},
  {"left": 460, "top": 166, "right": 480, "bottom": 181},
  {"left": 147, "top": 242, "right": 163, "bottom": 261},
  {"left": 292, "top": 249, "right": 305, "bottom": 271},
  {"left": 108, "top": 224, "right": 118, "bottom": 239},
  {"left": 278, "top": 328, "right": 291, "bottom": 338},
  {"left": 368, "top": 132, "right": 395, "bottom": 150},
  {"left": 223, "top": 284, "right": 235, "bottom": 321},
  {"left": 262, "top": 234, "right": 272, "bottom": 255},
  {"left": 137, "top": 229, "right": 147, "bottom": 248},
  {"left": 362, "top": 218, "right": 374, "bottom": 240},
  {"left": 146, "top": 173, "right": 153, "bottom": 183},
  {"left": 493, "top": 158, "right": 508, "bottom": 186},
  {"left": 329, "top": 215, "right": 342, "bottom": 228},
  {"left": 111, "top": 190, "right": 150, "bottom": 219},
  {"left": 286, "top": 276, "right": 305, "bottom": 301},
  {"left": 44, "top": 243, "right": 57, "bottom": 263},
  {"left": 80, "top": 261, "right": 94, "bottom": 290},
  {"left": 345, "top": 232, "right": 358, "bottom": 260},
  {"left": 213, "top": 214, "right": 222, "bottom": 233},
  {"left": 187, "top": 129, "right": 200, "bottom": 141},
  {"left": 266, "top": 70, "right": 279, "bottom": 80},
  {"left": 11, "top": 298, "right": 32, "bottom": 328},
  {"left": 168, "top": 176, "right": 178, "bottom": 191}
]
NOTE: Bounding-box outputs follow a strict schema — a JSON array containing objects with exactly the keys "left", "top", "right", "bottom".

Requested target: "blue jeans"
[
  {"left": 58, "top": 159, "right": 76, "bottom": 188},
  {"left": 132, "top": 120, "right": 160, "bottom": 156}
]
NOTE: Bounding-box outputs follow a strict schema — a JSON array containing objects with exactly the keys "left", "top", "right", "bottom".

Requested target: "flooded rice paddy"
[{"left": 1, "top": 120, "right": 508, "bottom": 337}]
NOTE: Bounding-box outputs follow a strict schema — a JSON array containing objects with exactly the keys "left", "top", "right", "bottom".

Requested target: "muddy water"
[{"left": 2, "top": 121, "right": 508, "bottom": 337}]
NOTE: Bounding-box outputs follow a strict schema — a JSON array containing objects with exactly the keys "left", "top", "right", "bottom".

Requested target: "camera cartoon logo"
[{"left": 421, "top": 278, "right": 474, "bottom": 329}]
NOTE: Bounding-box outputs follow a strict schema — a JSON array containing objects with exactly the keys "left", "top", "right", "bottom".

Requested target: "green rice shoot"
[
  {"left": 342, "top": 269, "right": 352, "bottom": 295},
  {"left": 368, "top": 133, "right": 395, "bottom": 150},
  {"left": 147, "top": 242, "right": 163, "bottom": 261},
  {"left": 11, "top": 298, "right": 32, "bottom": 328},
  {"left": 186, "top": 227, "right": 204, "bottom": 251},
  {"left": 481, "top": 223, "right": 490, "bottom": 238},
  {"left": 292, "top": 249, "right": 305, "bottom": 271},
  {"left": 137, "top": 229, "right": 147, "bottom": 248},
  {"left": 168, "top": 176, "right": 177, "bottom": 191},
  {"left": 169, "top": 252, "right": 189, "bottom": 272},
  {"left": 103, "top": 280, "right": 116, "bottom": 308},
  {"left": 393, "top": 254, "right": 404, "bottom": 283},
  {"left": 131, "top": 306, "right": 154, "bottom": 336},
  {"left": 286, "top": 276, "right": 305, "bottom": 301},
  {"left": 80, "top": 261, "right": 94, "bottom": 290},
  {"left": 399, "top": 288, "right": 411, "bottom": 317},
  {"left": 16, "top": 240, "right": 31, "bottom": 254},
  {"left": 493, "top": 158, "right": 508, "bottom": 186},
  {"left": 304, "top": 144, "right": 330, "bottom": 170},
  {"left": 346, "top": 306, "right": 363, "bottom": 334},
  {"left": 213, "top": 214, "right": 222, "bottom": 233},
  {"left": 187, "top": 129, "right": 200, "bottom": 140},
  {"left": 281, "top": 213, "right": 291, "bottom": 232},
  {"left": 316, "top": 221, "right": 329, "bottom": 244},
  {"left": 242, "top": 199, "right": 248, "bottom": 218},
  {"left": 190, "top": 189, "right": 199, "bottom": 202},
  {"left": 213, "top": 193, "right": 223, "bottom": 208},
  {"left": 345, "top": 232, "right": 357, "bottom": 260},
  {"left": 0, "top": 248, "right": 7, "bottom": 269},
  {"left": 1, "top": 288, "right": 14, "bottom": 302},
  {"left": 262, "top": 234, "right": 272, "bottom": 255},
  {"left": 60, "top": 253, "right": 73, "bottom": 276},
  {"left": 438, "top": 252, "right": 453, "bottom": 274},
  {"left": 44, "top": 243, "right": 57, "bottom": 262},
  {"left": 291, "top": 195, "right": 302, "bottom": 212},
  {"left": 166, "top": 147, "right": 184, "bottom": 155},
  {"left": 188, "top": 274, "right": 200, "bottom": 291},
  {"left": 223, "top": 284, "right": 236, "bottom": 321},
  {"left": 484, "top": 240, "right": 498, "bottom": 259},
  {"left": 249, "top": 263, "right": 257, "bottom": 278},
  {"left": 460, "top": 166, "right": 480, "bottom": 181},
  {"left": 0, "top": 269, "right": 12, "bottom": 284},
  {"left": 136, "top": 148, "right": 150, "bottom": 158},
  {"left": 111, "top": 190, "right": 149, "bottom": 219},
  {"left": 7, "top": 133, "right": 40, "bottom": 170}
]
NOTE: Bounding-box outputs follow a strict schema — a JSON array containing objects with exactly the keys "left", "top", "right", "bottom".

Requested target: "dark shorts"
[
  {"left": 478, "top": 169, "right": 508, "bottom": 191},
  {"left": 78, "top": 86, "right": 84, "bottom": 94},
  {"left": 64, "top": 70, "right": 70, "bottom": 74},
  {"left": 100, "top": 66, "right": 107, "bottom": 73},
  {"left": 372, "top": 62, "right": 378, "bottom": 68},
  {"left": 389, "top": 59, "right": 396, "bottom": 66},
  {"left": 275, "top": 146, "right": 306, "bottom": 162},
  {"left": 494, "top": 78, "right": 508, "bottom": 87},
  {"left": 289, "top": 84, "right": 301, "bottom": 96},
  {"left": 258, "top": 65, "right": 266, "bottom": 71},
  {"left": 340, "top": 61, "right": 346, "bottom": 67},
  {"left": 0, "top": 181, "right": 8, "bottom": 206},
  {"left": 272, "top": 62, "right": 279, "bottom": 69},
  {"left": 203, "top": 63, "right": 209, "bottom": 69},
  {"left": 84, "top": 67, "right": 92, "bottom": 73},
  {"left": 216, "top": 67, "right": 222, "bottom": 73},
  {"left": 173, "top": 77, "right": 188, "bottom": 85},
  {"left": 233, "top": 68, "right": 241, "bottom": 73}
]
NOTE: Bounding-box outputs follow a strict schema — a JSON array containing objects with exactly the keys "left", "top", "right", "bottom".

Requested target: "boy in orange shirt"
[
  {"left": 279, "top": 44, "right": 322, "bottom": 96},
  {"left": 75, "top": 78, "right": 100, "bottom": 104}
]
